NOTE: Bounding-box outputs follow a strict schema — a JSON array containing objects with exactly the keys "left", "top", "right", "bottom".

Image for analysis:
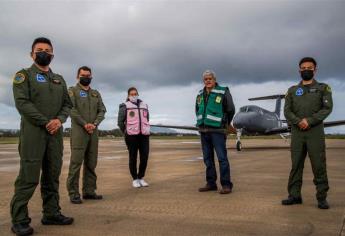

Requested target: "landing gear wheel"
[{"left": 236, "top": 141, "right": 242, "bottom": 151}]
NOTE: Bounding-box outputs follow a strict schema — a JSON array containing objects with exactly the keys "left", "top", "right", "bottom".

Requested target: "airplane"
[{"left": 151, "top": 94, "right": 345, "bottom": 151}]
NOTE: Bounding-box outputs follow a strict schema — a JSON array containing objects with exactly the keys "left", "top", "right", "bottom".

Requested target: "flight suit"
[
  {"left": 284, "top": 80, "right": 333, "bottom": 201},
  {"left": 66, "top": 84, "right": 106, "bottom": 198},
  {"left": 10, "top": 64, "right": 72, "bottom": 224}
]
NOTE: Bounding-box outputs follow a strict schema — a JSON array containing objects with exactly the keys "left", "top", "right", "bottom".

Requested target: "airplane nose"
[{"left": 233, "top": 112, "right": 256, "bottom": 129}]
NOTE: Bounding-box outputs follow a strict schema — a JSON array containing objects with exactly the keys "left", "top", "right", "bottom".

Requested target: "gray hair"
[{"left": 202, "top": 70, "right": 216, "bottom": 80}]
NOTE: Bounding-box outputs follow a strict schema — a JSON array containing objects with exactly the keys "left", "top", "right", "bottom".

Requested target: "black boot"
[
  {"left": 41, "top": 213, "right": 74, "bottom": 225},
  {"left": 281, "top": 196, "right": 303, "bottom": 205},
  {"left": 11, "top": 223, "right": 34, "bottom": 236},
  {"left": 83, "top": 194, "right": 103, "bottom": 200},
  {"left": 318, "top": 199, "right": 330, "bottom": 209},
  {"left": 70, "top": 196, "right": 82, "bottom": 204}
]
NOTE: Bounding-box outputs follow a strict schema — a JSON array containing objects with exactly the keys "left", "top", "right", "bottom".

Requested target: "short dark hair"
[
  {"left": 31, "top": 37, "right": 53, "bottom": 51},
  {"left": 299, "top": 57, "right": 317, "bottom": 67},
  {"left": 127, "top": 87, "right": 138, "bottom": 95},
  {"left": 77, "top": 66, "right": 92, "bottom": 76}
]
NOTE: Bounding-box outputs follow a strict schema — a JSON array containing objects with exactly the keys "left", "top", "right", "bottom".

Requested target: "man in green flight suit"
[
  {"left": 10, "top": 37, "right": 74, "bottom": 236},
  {"left": 66, "top": 66, "right": 106, "bottom": 204},
  {"left": 282, "top": 57, "right": 333, "bottom": 209}
]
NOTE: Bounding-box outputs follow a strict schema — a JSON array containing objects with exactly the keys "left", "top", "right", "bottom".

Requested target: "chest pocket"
[
  {"left": 30, "top": 74, "right": 50, "bottom": 100},
  {"left": 51, "top": 77, "right": 63, "bottom": 95},
  {"left": 307, "top": 87, "right": 323, "bottom": 110},
  {"left": 90, "top": 92, "right": 99, "bottom": 110},
  {"left": 207, "top": 93, "right": 223, "bottom": 115}
]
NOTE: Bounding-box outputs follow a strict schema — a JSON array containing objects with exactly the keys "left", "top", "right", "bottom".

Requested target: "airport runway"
[{"left": 0, "top": 138, "right": 344, "bottom": 236}]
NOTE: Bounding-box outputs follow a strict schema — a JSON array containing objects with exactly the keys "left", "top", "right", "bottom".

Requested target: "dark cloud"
[{"left": 0, "top": 0, "right": 345, "bottom": 105}]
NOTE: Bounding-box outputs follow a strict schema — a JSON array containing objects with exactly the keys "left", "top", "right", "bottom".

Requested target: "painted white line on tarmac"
[{"left": 180, "top": 142, "right": 200, "bottom": 144}]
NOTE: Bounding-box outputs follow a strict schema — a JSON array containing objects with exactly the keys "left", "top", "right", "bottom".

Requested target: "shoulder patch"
[
  {"left": 68, "top": 90, "right": 74, "bottom": 97},
  {"left": 13, "top": 73, "right": 26, "bottom": 84},
  {"left": 326, "top": 85, "right": 332, "bottom": 93}
]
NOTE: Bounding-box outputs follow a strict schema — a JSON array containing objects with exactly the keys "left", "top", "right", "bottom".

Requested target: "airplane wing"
[
  {"left": 323, "top": 120, "right": 345, "bottom": 128},
  {"left": 264, "top": 120, "right": 345, "bottom": 135},
  {"left": 264, "top": 126, "right": 290, "bottom": 135},
  {"left": 248, "top": 94, "right": 285, "bottom": 101},
  {"left": 151, "top": 124, "right": 199, "bottom": 131},
  {"left": 150, "top": 124, "right": 237, "bottom": 134}
]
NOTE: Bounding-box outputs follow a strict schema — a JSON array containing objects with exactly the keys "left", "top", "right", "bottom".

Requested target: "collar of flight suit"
[
  {"left": 298, "top": 79, "right": 318, "bottom": 87},
  {"left": 76, "top": 82, "right": 92, "bottom": 92},
  {"left": 30, "top": 63, "right": 53, "bottom": 76}
]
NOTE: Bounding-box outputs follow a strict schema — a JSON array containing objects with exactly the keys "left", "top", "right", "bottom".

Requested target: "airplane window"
[{"left": 240, "top": 107, "right": 248, "bottom": 112}]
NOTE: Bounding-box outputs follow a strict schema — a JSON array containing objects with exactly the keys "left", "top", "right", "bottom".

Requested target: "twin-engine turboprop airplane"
[{"left": 151, "top": 94, "right": 345, "bottom": 151}]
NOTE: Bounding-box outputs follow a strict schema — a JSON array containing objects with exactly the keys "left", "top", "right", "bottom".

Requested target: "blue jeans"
[{"left": 200, "top": 132, "right": 232, "bottom": 188}]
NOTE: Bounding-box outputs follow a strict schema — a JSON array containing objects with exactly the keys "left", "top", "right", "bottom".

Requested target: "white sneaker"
[
  {"left": 139, "top": 179, "right": 149, "bottom": 187},
  {"left": 132, "top": 179, "right": 141, "bottom": 188}
]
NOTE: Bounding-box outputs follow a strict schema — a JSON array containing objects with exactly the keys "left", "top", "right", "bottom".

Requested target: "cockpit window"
[{"left": 240, "top": 107, "right": 248, "bottom": 112}]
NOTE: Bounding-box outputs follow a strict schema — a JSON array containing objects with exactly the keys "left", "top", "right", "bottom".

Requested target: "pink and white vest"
[{"left": 125, "top": 101, "right": 150, "bottom": 135}]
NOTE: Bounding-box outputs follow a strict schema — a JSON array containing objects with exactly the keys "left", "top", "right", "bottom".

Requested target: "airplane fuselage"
[{"left": 233, "top": 105, "right": 282, "bottom": 135}]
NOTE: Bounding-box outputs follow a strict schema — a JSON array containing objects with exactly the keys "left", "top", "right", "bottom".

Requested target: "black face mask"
[
  {"left": 79, "top": 77, "right": 92, "bottom": 86},
  {"left": 300, "top": 70, "right": 314, "bottom": 81},
  {"left": 34, "top": 51, "right": 53, "bottom": 66}
]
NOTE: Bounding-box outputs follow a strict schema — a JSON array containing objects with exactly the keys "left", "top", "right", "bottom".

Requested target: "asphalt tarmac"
[{"left": 0, "top": 138, "right": 344, "bottom": 236}]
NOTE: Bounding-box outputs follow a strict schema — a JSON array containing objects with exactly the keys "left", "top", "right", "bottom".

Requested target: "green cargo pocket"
[{"left": 23, "top": 160, "right": 41, "bottom": 184}]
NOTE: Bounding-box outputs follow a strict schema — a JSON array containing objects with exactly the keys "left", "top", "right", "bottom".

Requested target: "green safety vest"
[{"left": 196, "top": 85, "right": 226, "bottom": 128}]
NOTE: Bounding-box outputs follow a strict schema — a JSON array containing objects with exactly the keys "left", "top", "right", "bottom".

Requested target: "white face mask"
[{"left": 129, "top": 95, "right": 138, "bottom": 103}]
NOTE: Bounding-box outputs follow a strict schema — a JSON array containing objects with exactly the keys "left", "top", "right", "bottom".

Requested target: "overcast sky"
[{"left": 0, "top": 0, "right": 344, "bottom": 133}]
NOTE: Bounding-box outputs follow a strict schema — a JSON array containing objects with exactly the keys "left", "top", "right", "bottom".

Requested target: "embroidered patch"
[
  {"left": 143, "top": 110, "right": 148, "bottom": 117},
  {"left": 68, "top": 90, "right": 74, "bottom": 97},
  {"left": 36, "top": 74, "right": 47, "bottom": 83},
  {"left": 52, "top": 79, "right": 61, "bottom": 84},
  {"left": 326, "top": 85, "right": 332, "bottom": 93},
  {"left": 13, "top": 73, "right": 26, "bottom": 84},
  {"left": 215, "top": 96, "right": 222, "bottom": 103},
  {"left": 295, "top": 88, "right": 303, "bottom": 96},
  {"left": 91, "top": 92, "right": 98, "bottom": 97},
  {"left": 80, "top": 90, "right": 88, "bottom": 97},
  {"left": 197, "top": 95, "right": 202, "bottom": 105},
  {"left": 129, "top": 111, "right": 135, "bottom": 117}
]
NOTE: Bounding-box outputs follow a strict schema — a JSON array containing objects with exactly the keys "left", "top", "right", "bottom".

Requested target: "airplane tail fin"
[{"left": 248, "top": 94, "right": 285, "bottom": 118}]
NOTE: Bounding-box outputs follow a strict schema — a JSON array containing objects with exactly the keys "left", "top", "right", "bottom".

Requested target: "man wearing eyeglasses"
[{"left": 283, "top": 57, "right": 333, "bottom": 209}]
